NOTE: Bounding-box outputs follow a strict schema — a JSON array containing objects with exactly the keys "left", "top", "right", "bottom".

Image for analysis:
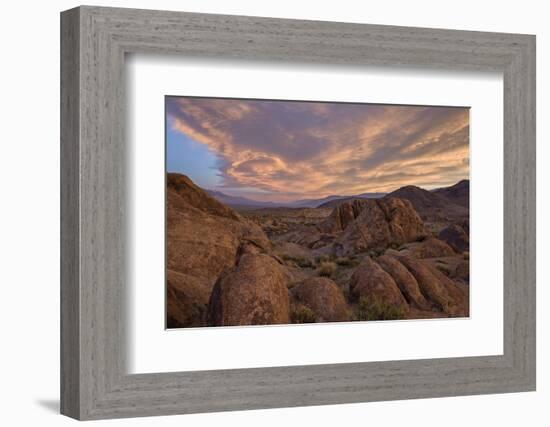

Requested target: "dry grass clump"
[
  {"left": 368, "top": 248, "right": 385, "bottom": 258},
  {"left": 335, "top": 256, "right": 359, "bottom": 268},
  {"left": 317, "top": 261, "right": 337, "bottom": 278},
  {"left": 291, "top": 305, "right": 316, "bottom": 323},
  {"left": 281, "top": 254, "right": 315, "bottom": 268},
  {"left": 356, "top": 296, "right": 406, "bottom": 321},
  {"left": 315, "top": 254, "right": 335, "bottom": 264},
  {"left": 388, "top": 241, "right": 401, "bottom": 250}
]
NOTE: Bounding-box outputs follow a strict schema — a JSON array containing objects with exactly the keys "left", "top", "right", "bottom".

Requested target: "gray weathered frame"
[{"left": 60, "top": 5, "right": 536, "bottom": 420}]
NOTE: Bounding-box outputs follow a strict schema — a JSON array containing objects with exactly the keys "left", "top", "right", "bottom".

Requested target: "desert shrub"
[
  {"left": 331, "top": 268, "right": 355, "bottom": 289},
  {"left": 291, "top": 305, "right": 317, "bottom": 323},
  {"left": 388, "top": 241, "right": 400, "bottom": 250},
  {"left": 356, "top": 296, "right": 406, "bottom": 321},
  {"left": 368, "top": 248, "right": 385, "bottom": 258},
  {"left": 315, "top": 254, "right": 335, "bottom": 264},
  {"left": 299, "top": 257, "right": 315, "bottom": 268},
  {"left": 317, "top": 261, "right": 337, "bottom": 278},
  {"left": 335, "top": 256, "right": 359, "bottom": 268},
  {"left": 281, "top": 254, "right": 314, "bottom": 268}
]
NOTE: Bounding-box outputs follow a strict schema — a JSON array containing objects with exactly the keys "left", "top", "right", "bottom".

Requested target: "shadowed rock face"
[
  {"left": 432, "top": 179, "right": 470, "bottom": 209},
  {"left": 318, "top": 199, "right": 371, "bottom": 234},
  {"left": 346, "top": 254, "right": 468, "bottom": 318},
  {"left": 208, "top": 253, "right": 291, "bottom": 326},
  {"left": 166, "top": 269, "right": 211, "bottom": 328},
  {"left": 393, "top": 237, "right": 456, "bottom": 259},
  {"left": 395, "top": 255, "right": 468, "bottom": 316},
  {"left": 291, "top": 277, "right": 349, "bottom": 322},
  {"left": 376, "top": 255, "right": 430, "bottom": 310},
  {"left": 167, "top": 173, "right": 240, "bottom": 221},
  {"left": 349, "top": 256, "right": 408, "bottom": 309},
  {"left": 452, "top": 260, "right": 470, "bottom": 285},
  {"left": 438, "top": 222, "right": 469, "bottom": 253},
  {"left": 167, "top": 173, "right": 271, "bottom": 328},
  {"left": 333, "top": 198, "right": 427, "bottom": 256}
]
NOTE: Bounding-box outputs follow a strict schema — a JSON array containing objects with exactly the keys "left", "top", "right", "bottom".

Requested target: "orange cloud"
[{"left": 167, "top": 97, "right": 469, "bottom": 200}]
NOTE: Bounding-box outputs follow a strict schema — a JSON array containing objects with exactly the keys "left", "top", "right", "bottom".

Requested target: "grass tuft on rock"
[
  {"left": 356, "top": 296, "right": 406, "bottom": 321},
  {"left": 291, "top": 305, "right": 317, "bottom": 323},
  {"left": 281, "top": 254, "right": 315, "bottom": 268},
  {"left": 317, "top": 261, "right": 337, "bottom": 278}
]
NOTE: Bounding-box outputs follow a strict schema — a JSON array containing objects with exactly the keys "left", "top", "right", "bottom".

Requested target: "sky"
[{"left": 166, "top": 96, "right": 469, "bottom": 202}]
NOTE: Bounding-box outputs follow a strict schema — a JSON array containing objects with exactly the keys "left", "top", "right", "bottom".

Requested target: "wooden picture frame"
[{"left": 60, "top": 5, "right": 536, "bottom": 420}]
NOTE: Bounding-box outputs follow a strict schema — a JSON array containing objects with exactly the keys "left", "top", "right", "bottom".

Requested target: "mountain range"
[
  {"left": 206, "top": 179, "right": 469, "bottom": 216},
  {"left": 206, "top": 190, "right": 386, "bottom": 209},
  {"left": 385, "top": 180, "right": 469, "bottom": 221}
]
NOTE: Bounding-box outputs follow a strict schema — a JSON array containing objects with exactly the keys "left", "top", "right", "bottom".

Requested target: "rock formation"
[
  {"left": 166, "top": 173, "right": 271, "bottom": 327},
  {"left": 346, "top": 254, "right": 468, "bottom": 318},
  {"left": 332, "top": 198, "right": 427, "bottom": 256},
  {"left": 395, "top": 255, "right": 468, "bottom": 316},
  {"left": 291, "top": 277, "right": 349, "bottom": 322},
  {"left": 393, "top": 237, "right": 456, "bottom": 259},
  {"left": 166, "top": 269, "right": 211, "bottom": 328},
  {"left": 376, "top": 255, "right": 431, "bottom": 310},
  {"left": 438, "top": 222, "right": 469, "bottom": 253},
  {"left": 452, "top": 260, "right": 470, "bottom": 284},
  {"left": 166, "top": 174, "right": 470, "bottom": 327},
  {"left": 349, "top": 256, "right": 408, "bottom": 309},
  {"left": 208, "top": 253, "right": 291, "bottom": 326},
  {"left": 318, "top": 199, "right": 371, "bottom": 233}
]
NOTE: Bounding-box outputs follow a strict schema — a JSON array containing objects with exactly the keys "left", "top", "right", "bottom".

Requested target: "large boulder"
[
  {"left": 452, "top": 260, "right": 470, "bottom": 284},
  {"left": 166, "top": 173, "right": 271, "bottom": 327},
  {"left": 396, "top": 256, "right": 467, "bottom": 316},
  {"left": 291, "top": 277, "right": 349, "bottom": 322},
  {"left": 348, "top": 256, "right": 408, "bottom": 309},
  {"left": 395, "top": 237, "right": 455, "bottom": 259},
  {"left": 376, "top": 255, "right": 430, "bottom": 310},
  {"left": 273, "top": 242, "right": 316, "bottom": 268},
  {"left": 438, "top": 223, "right": 469, "bottom": 253},
  {"left": 333, "top": 198, "right": 427, "bottom": 256},
  {"left": 166, "top": 269, "right": 211, "bottom": 328},
  {"left": 167, "top": 195, "right": 239, "bottom": 285},
  {"left": 208, "top": 253, "right": 291, "bottom": 326}
]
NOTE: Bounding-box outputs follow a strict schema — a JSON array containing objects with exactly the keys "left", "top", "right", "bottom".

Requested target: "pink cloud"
[{"left": 167, "top": 97, "right": 469, "bottom": 198}]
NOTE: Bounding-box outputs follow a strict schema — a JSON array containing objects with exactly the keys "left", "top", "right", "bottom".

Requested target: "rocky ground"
[{"left": 166, "top": 173, "right": 470, "bottom": 328}]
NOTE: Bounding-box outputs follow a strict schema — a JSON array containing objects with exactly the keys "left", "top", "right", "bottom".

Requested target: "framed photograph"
[
  {"left": 165, "top": 96, "right": 471, "bottom": 329},
  {"left": 61, "top": 6, "right": 536, "bottom": 420}
]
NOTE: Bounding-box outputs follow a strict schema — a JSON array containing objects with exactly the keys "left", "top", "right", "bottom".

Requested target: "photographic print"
[{"left": 166, "top": 96, "right": 470, "bottom": 329}]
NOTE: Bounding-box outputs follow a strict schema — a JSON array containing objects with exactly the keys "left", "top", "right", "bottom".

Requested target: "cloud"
[{"left": 166, "top": 97, "right": 469, "bottom": 199}]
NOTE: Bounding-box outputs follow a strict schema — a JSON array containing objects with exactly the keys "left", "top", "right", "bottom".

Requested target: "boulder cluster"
[{"left": 167, "top": 173, "right": 470, "bottom": 328}]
